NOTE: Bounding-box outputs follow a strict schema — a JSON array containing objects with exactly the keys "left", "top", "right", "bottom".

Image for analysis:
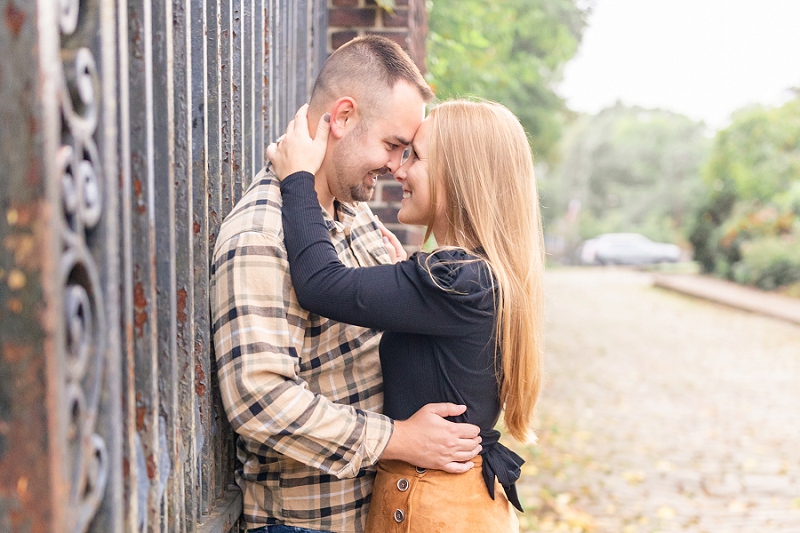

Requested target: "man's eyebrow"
[{"left": 390, "top": 135, "right": 411, "bottom": 146}]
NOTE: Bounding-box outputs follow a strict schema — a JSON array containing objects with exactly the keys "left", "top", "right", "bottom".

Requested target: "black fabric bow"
[{"left": 480, "top": 429, "right": 525, "bottom": 512}]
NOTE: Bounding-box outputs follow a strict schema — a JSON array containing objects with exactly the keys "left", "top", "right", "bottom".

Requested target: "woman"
[{"left": 268, "top": 99, "right": 544, "bottom": 532}]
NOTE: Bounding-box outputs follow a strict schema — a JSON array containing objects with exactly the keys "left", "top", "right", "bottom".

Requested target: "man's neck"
[{"left": 314, "top": 169, "right": 337, "bottom": 217}]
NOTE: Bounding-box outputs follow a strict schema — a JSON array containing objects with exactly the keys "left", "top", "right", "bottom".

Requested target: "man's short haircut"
[{"left": 310, "top": 35, "right": 435, "bottom": 120}]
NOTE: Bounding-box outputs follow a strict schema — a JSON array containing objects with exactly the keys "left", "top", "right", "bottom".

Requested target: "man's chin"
[{"left": 349, "top": 185, "right": 375, "bottom": 203}]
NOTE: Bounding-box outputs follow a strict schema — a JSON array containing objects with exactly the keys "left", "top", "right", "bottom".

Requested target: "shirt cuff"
[
  {"left": 335, "top": 411, "right": 393, "bottom": 478},
  {"left": 362, "top": 410, "right": 394, "bottom": 467}
]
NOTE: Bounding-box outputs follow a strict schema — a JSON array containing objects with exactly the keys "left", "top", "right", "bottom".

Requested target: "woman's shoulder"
[{"left": 412, "top": 248, "right": 494, "bottom": 296}]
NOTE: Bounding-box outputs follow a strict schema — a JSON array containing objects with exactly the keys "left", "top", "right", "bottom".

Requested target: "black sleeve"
[{"left": 280, "top": 171, "right": 470, "bottom": 335}]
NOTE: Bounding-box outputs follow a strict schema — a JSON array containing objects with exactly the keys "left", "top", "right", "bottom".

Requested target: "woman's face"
[{"left": 394, "top": 117, "right": 446, "bottom": 231}]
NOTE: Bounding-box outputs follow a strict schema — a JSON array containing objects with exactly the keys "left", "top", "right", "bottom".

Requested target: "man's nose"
[
  {"left": 394, "top": 163, "right": 407, "bottom": 182},
  {"left": 386, "top": 149, "right": 404, "bottom": 174}
]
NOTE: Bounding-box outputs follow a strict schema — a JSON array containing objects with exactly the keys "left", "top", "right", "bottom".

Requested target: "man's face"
[{"left": 330, "top": 81, "right": 426, "bottom": 202}]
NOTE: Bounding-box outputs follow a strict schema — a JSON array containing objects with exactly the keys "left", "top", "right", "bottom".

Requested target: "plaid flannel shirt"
[{"left": 210, "top": 166, "right": 394, "bottom": 533}]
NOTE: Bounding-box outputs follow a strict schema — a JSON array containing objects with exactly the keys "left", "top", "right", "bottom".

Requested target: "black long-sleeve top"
[{"left": 280, "top": 171, "right": 524, "bottom": 511}]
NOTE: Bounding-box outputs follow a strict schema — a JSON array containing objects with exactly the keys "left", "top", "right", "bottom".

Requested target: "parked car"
[{"left": 580, "top": 233, "right": 681, "bottom": 265}]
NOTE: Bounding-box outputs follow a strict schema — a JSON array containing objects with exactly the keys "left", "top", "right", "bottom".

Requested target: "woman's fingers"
[
  {"left": 267, "top": 103, "right": 328, "bottom": 178},
  {"left": 293, "top": 103, "right": 310, "bottom": 133}
]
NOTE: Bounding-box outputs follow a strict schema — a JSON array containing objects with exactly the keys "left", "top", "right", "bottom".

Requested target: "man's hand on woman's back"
[{"left": 381, "top": 403, "right": 482, "bottom": 474}]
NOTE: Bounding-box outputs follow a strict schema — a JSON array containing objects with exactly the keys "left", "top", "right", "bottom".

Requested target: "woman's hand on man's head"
[{"left": 267, "top": 103, "right": 330, "bottom": 180}]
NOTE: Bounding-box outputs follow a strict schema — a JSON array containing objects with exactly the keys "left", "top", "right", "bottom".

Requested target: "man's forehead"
[{"left": 372, "top": 106, "right": 425, "bottom": 145}]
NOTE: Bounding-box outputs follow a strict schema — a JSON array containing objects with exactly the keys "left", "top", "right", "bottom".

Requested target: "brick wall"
[
  {"left": 328, "top": 0, "right": 428, "bottom": 73},
  {"left": 328, "top": 0, "right": 429, "bottom": 250}
]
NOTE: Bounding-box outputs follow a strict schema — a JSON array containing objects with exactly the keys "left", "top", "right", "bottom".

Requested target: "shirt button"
[
  {"left": 396, "top": 478, "right": 409, "bottom": 491},
  {"left": 415, "top": 466, "right": 427, "bottom": 474},
  {"left": 394, "top": 509, "right": 405, "bottom": 523}
]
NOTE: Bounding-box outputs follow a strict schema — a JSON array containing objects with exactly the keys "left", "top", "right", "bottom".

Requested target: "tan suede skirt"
[{"left": 365, "top": 456, "right": 519, "bottom": 533}]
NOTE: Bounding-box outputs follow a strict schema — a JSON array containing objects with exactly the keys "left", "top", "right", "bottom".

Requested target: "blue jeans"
[{"left": 247, "top": 527, "right": 333, "bottom": 533}]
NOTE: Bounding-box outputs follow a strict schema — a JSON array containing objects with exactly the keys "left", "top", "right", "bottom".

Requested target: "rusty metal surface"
[
  {"left": 1, "top": 1, "right": 327, "bottom": 532},
  {"left": 1, "top": 4, "right": 56, "bottom": 533}
]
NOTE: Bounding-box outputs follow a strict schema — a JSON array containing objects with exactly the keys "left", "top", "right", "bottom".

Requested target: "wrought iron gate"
[{"left": 0, "top": 1, "right": 327, "bottom": 532}]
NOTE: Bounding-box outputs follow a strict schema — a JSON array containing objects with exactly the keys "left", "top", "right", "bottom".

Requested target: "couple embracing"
[{"left": 210, "top": 35, "right": 544, "bottom": 533}]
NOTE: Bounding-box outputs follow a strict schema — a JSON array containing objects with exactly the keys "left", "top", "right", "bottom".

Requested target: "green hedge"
[{"left": 732, "top": 237, "right": 800, "bottom": 290}]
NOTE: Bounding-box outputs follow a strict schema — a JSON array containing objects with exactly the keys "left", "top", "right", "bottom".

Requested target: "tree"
[
  {"left": 702, "top": 99, "right": 800, "bottom": 203},
  {"left": 541, "top": 103, "right": 709, "bottom": 245},
  {"left": 426, "top": 0, "right": 588, "bottom": 164},
  {"left": 688, "top": 97, "right": 800, "bottom": 278}
]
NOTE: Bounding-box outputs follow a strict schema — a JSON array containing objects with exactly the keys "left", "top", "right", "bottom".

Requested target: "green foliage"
[
  {"left": 703, "top": 99, "right": 800, "bottom": 202},
  {"left": 686, "top": 183, "right": 737, "bottom": 273},
  {"left": 541, "top": 103, "right": 709, "bottom": 247},
  {"left": 732, "top": 236, "right": 800, "bottom": 290},
  {"left": 688, "top": 97, "right": 800, "bottom": 286},
  {"left": 426, "top": 0, "right": 588, "bottom": 163}
]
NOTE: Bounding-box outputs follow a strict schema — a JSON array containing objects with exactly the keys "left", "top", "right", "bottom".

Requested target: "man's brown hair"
[{"left": 310, "top": 35, "right": 434, "bottom": 120}]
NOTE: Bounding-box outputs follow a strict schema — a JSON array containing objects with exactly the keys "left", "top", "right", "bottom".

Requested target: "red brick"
[
  {"left": 383, "top": 9, "right": 409, "bottom": 28},
  {"left": 332, "top": 0, "right": 359, "bottom": 6},
  {"left": 379, "top": 181, "right": 405, "bottom": 203},
  {"left": 367, "top": 30, "right": 408, "bottom": 48},
  {"left": 331, "top": 30, "right": 358, "bottom": 50},
  {"left": 328, "top": 8, "right": 377, "bottom": 27},
  {"left": 370, "top": 205, "right": 401, "bottom": 222}
]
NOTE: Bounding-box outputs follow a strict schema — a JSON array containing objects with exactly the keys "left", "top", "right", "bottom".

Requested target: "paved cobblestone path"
[{"left": 513, "top": 268, "right": 800, "bottom": 533}]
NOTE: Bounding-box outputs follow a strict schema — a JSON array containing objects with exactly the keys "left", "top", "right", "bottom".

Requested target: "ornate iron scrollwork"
[{"left": 56, "top": 3, "right": 109, "bottom": 532}]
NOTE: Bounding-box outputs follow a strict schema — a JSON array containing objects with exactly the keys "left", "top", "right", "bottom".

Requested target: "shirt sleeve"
[
  {"left": 210, "top": 229, "right": 393, "bottom": 478},
  {"left": 280, "top": 172, "right": 486, "bottom": 336}
]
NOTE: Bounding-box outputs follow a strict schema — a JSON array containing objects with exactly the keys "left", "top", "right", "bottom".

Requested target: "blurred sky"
[{"left": 557, "top": 0, "right": 800, "bottom": 129}]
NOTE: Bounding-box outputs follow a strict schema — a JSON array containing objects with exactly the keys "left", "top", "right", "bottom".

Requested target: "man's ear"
[{"left": 329, "top": 97, "right": 357, "bottom": 139}]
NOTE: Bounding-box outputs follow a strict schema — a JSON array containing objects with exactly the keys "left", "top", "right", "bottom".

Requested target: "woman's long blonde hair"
[{"left": 425, "top": 99, "right": 545, "bottom": 441}]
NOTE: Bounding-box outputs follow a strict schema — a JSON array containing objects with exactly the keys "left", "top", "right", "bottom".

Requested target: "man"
[{"left": 210, "top": 36, "right": 481, "bottom": 533}]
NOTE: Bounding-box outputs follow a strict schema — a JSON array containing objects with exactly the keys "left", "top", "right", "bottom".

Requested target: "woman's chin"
[{"left": 396, "top": 211, "right": 418, "bottom": 226}]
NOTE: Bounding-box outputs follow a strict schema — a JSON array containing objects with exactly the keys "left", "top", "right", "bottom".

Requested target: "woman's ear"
[{"left": 329, "top": 97, "right": 357, "bottom": 139}]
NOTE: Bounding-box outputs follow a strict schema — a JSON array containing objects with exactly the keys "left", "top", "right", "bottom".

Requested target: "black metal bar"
[
  {"left": 151, "top": 0, "right": 180, "bottom": 527},
  {"left": 174, "top": 0, "right": 195, "bottom": 531},
  {"left": 202, "top": 0, "right": 221, "bottom": 515},
  {"left": 254, "top": 0, "right": 266, "bottom": 171},
  {"left": 126, "top": 0, "right": 163, "bottom": 528},
  {"left": 3, "top": 2, "right": 330, "bottom": 532},
  {"left": 0, "top": 2, "right": 58, "bottom": 532},
  {"left": 311, "top": 0, "right": 328, "bottom": 83},
  {"left": 231, "top": 0, "right": 244, "bottom": 201},
  {"left": 187, "top": 0, "right": 208, "bottom": 525},
  {"left": 219, "top": 0, "right": 233, "bottom": 222},
  {"left": 295, "top": 0, "right": 308, "bottom": 105},
  {"left": 242, "top": 0, "right": 254, "bottom": 189}
]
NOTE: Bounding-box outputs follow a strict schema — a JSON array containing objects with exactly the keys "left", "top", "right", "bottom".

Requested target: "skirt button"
[
  {"left": 394, "top": 509, "right": 405, "bottom": 523},
  {"left": 415, "top": 466, "right": 427, "bottom": 474},
  {"left": 397, "top": 478, "right": 409, "bottom": 491}
]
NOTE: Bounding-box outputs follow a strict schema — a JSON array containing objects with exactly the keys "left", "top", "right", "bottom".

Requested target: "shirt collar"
[{"left": 322, "top": 199, "right": 359, "bottom": 234}]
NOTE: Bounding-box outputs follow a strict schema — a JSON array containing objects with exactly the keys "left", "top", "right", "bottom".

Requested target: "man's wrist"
[
  {"left": 379, "top": 419, "right": 408, "bottom": 462},
  {"left": 364, "top": 411, "right": 394, "bottom": 466}
]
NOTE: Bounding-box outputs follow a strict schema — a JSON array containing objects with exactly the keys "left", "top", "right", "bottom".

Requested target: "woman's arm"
[{"left": 280, "top": 172, "right": 469, "bottom": 335}]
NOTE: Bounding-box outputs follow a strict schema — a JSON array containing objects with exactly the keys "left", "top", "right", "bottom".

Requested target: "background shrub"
[{"left": 732, "top": 237, "right": 800, "bottom": 290}]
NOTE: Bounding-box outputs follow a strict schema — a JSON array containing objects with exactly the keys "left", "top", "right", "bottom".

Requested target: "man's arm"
[
  {"left": 210, "top": 230, "right": 480, "bottom": 477},
  {"left": 211, "top": 230, "right": 391, "bottom": 478}
]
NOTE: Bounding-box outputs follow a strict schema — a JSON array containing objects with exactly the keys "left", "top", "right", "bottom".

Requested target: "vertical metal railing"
[{"left": 0, "top": 1, "right": 328, "bottom": 532}]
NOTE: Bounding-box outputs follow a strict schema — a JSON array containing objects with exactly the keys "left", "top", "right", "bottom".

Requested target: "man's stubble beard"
[{"left": 331, "top": 122, "right": 377, "bottom": 203}]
